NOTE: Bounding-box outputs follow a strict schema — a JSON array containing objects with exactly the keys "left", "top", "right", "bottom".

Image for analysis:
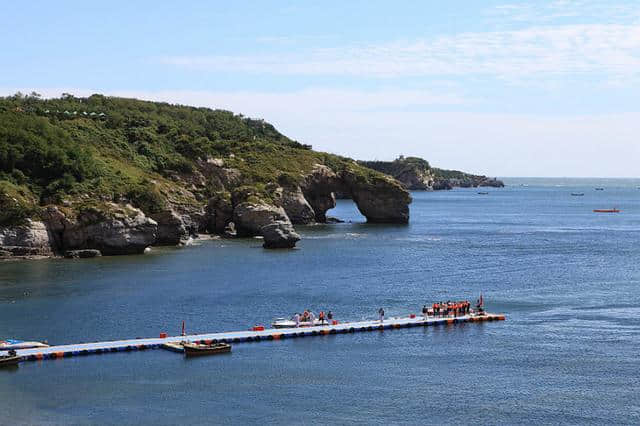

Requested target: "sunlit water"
[{"left": 1, "top": 178, "right": 639, "bottom": 425}]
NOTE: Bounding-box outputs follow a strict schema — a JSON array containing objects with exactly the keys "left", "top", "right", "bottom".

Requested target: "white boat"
[
  {"left": 0, "top": 339, "right": 49, "bottom": 350},
  {"left": 271, "top": 318, "right": 329, "bottom": 328}
]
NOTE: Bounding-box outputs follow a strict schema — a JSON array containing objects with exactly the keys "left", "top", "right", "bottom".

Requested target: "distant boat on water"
[
  {"left": 571, "top": 193, "right": 585, "bottom": 196},
  {"left": 593, "top": 208, "right": 620, "bottom": 213},
  {"left": 477, "top": 191, "right": 489, "bottom": 195},
  {"left": 595, "top": 188, "right": 604, "bottom": 191}
]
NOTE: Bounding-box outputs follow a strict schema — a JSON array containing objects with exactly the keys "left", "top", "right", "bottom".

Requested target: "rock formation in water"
[{"left": 0, "top": 94, "right": 412, "bottom": 259}]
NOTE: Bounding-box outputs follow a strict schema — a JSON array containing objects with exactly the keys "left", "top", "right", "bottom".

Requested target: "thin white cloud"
[
  {"left": 159, "top": 24, "right": 640, "bottom": 84},
  {"left": 487, "top": 1, "right": 640, "bottom": 24}
]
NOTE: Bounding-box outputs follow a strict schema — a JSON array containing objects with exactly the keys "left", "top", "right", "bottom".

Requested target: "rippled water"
[{"left": 1, "top": 178, "right": 639, "bottom": 425}]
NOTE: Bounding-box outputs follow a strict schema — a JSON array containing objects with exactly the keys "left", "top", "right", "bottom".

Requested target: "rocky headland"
[
  {"left": 360, "top": 156, "right": 504, "bottom": 191},
  {"left": 0, "top": 93, "right": 411, "bottom": 259}
]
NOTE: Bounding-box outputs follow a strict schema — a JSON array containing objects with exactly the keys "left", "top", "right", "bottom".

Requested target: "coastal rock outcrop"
[
  {"left": 44, "top": 204, "right": 158, "bottom": 255},
  {"left": 281, "top": 185, "right": 316, "bottom": 225},
  {"left": 233, "top": 201, "right": 300, "bottom": 248},
  {"left": 478, "top": 177, "right": 505, "bottom": 188},
  {"left": 205, "top": 193, "right": 234, "bottom": 234},
  {"left": 150, "top": 210, "right": 189, "bottom": 245},
  {"left": 361, "top": 156, "right": 504, "bottom": 191},
  {"left": 394, "top": 168, "right": 434, "bottom": 190},
  {"left": 301, "top": 165, "right": 341, "bottom": 222},
  {"left": 342, "top": 170, "right": 411, "bottom": 223},
  {"left": 0, "top": 220, "right": 53, "bottom": 257},
  {"left": 360, "top": 157, "right": 434, "bottom": 191}
]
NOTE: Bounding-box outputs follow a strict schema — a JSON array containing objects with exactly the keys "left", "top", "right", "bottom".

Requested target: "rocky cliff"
[
  {"left": 0, "top": 94, "right": 411, "bottom": 259},
  {"left": 361, "top": 156, "right": 504, "bottom": 191}
]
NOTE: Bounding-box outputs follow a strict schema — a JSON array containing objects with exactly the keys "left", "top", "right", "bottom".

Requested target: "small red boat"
[{"left": 593, "top": 208, "right": 620, "bottom": 213}]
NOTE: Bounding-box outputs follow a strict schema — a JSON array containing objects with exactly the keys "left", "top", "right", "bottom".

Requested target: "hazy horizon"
[{"left": 3, "top": 1, "right": 640, "bottom": 177}]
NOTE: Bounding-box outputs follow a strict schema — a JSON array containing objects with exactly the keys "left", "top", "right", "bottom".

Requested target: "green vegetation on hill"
[
  {"left": 360, "top": 156, "right": 430, "bottom": 177},
  {"left": 0, "top": 92, "right": 379, "bottom": 226}
]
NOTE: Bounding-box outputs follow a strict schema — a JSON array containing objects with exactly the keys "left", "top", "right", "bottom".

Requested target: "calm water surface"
[{"left": 1, "top": 178, "right": 639, "bottom": 425}]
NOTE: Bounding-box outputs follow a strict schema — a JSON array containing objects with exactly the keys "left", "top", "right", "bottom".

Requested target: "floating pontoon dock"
[{"left": 8, "top": 313, "right": 505, "bottom": 362}]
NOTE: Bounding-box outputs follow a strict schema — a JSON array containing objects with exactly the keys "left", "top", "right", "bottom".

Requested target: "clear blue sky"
[{"left": 2, "top": 1, "right": 639, "bottom": 177}]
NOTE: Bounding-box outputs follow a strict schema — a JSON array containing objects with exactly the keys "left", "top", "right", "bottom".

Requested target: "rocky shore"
[
  {"left": 0, "top": 161, "right": 411, "bottom": 259},
  {"left": 0, "top": 94, "right": 414, "bottom": 260}
]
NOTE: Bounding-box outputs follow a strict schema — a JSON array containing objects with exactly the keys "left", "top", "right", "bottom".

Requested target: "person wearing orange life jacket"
[
  {"left": 319, "top": 311, "right": 325, "bottom": 325},
  {"left": 433, "top": 302, "right": 438, "bottom": 317}
]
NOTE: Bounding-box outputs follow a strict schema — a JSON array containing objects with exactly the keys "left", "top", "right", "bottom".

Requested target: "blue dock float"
[{"left": 8, "top": 313, "right": 506, "bottom": 362}]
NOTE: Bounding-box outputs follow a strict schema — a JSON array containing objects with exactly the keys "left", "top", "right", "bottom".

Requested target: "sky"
[{"left": 2, "top": 0, "right": 640, "bottom": 177}]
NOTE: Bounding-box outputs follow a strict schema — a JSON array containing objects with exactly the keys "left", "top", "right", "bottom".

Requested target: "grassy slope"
[{"left": 0, "top": 93, "right": 390, "bottom": 225}]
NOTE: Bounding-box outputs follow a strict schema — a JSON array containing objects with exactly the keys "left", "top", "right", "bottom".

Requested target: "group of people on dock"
[
  {"left": 422, "top": 300, "right": 480, "bottom": 319},
  {"left": 292, "top": 310, "right": 333, "bottom": 327},
  {"left": 289, "top": 296, "right": 483, "bottom": 328}
]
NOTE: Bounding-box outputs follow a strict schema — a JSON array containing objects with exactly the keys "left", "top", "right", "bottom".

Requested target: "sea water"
[{"left": 1, "top": 178, "right": 639, "bottom": 425}]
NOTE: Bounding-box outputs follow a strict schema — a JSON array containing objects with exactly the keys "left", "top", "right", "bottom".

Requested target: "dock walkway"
[{"left": 11, "top": 313, "right": 505, "bottom": 362}]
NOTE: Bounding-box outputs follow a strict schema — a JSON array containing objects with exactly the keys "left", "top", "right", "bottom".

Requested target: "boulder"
[
  {"left": 233, "top": 202, "right": 290, "bottom": 236},
  {"left": 261, "top": 221, "right": 300, "bottom": 249},
  {"left": 281, "top": 186, "right": 316, "bottom": 224},
  {"left": 150, "top": 210, "right": 189, "bottom": 245},
  {"left": 64, "top": 249, "right": 102, "bottom": 258},
  {"left": 233, "top": 201, "right": 300, "bottom": 248}
]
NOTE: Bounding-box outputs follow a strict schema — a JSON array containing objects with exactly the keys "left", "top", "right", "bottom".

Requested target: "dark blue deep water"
[{"left": 1, "top": 178, "right": 639, "bottom": 425}]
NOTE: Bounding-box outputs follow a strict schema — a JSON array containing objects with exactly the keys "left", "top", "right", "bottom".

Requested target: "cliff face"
[
  {"left": 360, "top": 157, "right": 434, "bottom": 191},
  {"left": 361, "top": 157, "right": 504, "bottom": 191},
  {"left": 0, "top": 220, "right": 52, "bottom": 257},
  {"left": 0, "top": 94, "right": 411, "bottom": 258}
]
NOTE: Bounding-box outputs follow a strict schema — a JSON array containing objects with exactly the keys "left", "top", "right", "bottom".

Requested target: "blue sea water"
[{"left": 1, "top": 178, "right": 639, "bottom": 425}]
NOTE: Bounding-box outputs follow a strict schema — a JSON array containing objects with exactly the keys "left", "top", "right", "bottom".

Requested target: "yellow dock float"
[{"left": 6, "top": 313, "right": 505, "bottom": 363}]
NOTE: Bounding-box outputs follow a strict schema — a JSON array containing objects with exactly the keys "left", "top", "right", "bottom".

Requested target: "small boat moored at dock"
[
  {"left": 0, "top": 350, "right": 21, "bottom": 368},
  {"left": 271, "top": 318, "right": 327, "bottom": 328},
  {"left": 183, "top": 342, "right": 231, "bottom": 357},
  {"left": 0, "top": 339, "right": 49, "bottom": 351}
]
